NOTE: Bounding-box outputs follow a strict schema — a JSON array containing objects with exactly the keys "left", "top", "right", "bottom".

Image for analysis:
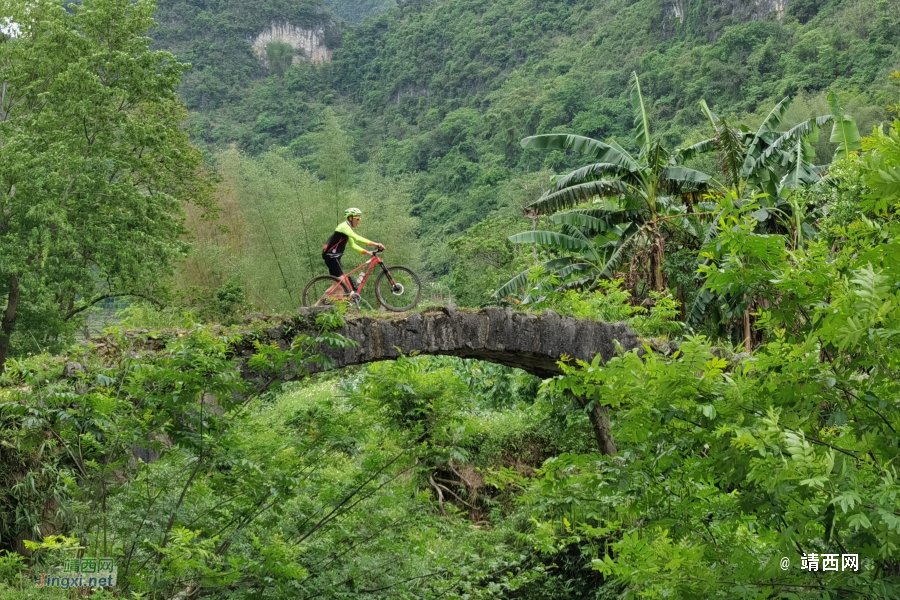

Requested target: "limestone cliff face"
[
  {"left": 251, "top": 22, "right": 332, "bottom": 66},
  {"left": 664, "top": 0, "right": 791, "bottom": 39},
  {"left": 666, "top": 0, "right": 787, "bottom": 21}
]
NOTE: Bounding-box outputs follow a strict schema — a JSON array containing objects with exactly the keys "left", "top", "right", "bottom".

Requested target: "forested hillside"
[
  {"left": 150, "top": 0, "right": 899, "bottom": 303},
  {"left": 3, "top": 0, "right": 900, "bottom": 598},
  {"left": 323, "top": 0, "right": 394, "bottom": 23}
]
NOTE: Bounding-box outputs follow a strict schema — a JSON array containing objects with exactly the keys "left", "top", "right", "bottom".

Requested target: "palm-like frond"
[
  {"left": 508, "top": 230, "right": 595, "bottom": 254},
  {"left": 492, "top": 268, "right": 534, "bottom": 299},
  {"left": 566, "top": 206, "right": 645, "bottom": 224},
  {"left": 548, "top": 162, "right": 628, "bottom": 192},
  {"left": 676, "top": 138, "right": 716, "bottom": 164},
  {"left": 520, "top": 134, "right": 640, "bottom": 171},
  {"left": 761, "top": 115, "right": 832, "bottom": 163},
  {"left": 660, "top": 166, "right": 712, "bottom": 192},
  {"left": 630, "top": 71, "right": 652, "bottom": 155},
  {"left": 680, "top": 101, "right": 744, "bottom": 189},
  {"left": 740, "top": 97, "right": 792, "bottom": 178},
  {"left": 780, "top": 137, "right": 826, "bottom": 189},
  {"left": 699, "top": 99, "right": 719, "bottom": 129},
  {"left": 526, "top": 180, "right": 630, "bottom": 215},
  {"left": 828, "top": 92, "right": 862, "bottom": 161},
  {"left": 550, "top": 211, "right": 610, "bottom": 232},
  {"left": 715, "top": 119, "right": 745, "bottom": 190}
]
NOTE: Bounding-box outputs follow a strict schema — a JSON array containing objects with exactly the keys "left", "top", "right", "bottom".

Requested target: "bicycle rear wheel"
[
  {"left": 303, "top": 275, "right": 351, "bottom": 307},
  {"left": 374, "top": 266, "right": 422, "bottom": 312}
]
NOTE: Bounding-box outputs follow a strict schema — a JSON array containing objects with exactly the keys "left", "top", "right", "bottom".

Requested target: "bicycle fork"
[{"left": 377, "top": 261, "right": 397, "bottom": 285}]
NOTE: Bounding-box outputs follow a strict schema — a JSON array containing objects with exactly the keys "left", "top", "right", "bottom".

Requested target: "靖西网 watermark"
[
  {"left": 780, "top": 554, "right": 860, "bottom": 572},
  {"left": 35, "top": 557, "right": 116, "bottom": 588}
]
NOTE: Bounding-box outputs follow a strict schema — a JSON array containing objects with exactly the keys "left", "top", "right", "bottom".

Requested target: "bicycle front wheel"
[
  {"left": 374, "top": 266, "right": 422, "bottom": 312},
  {"left": 302, "top": 275, "right": 351, "bottom": 308}
]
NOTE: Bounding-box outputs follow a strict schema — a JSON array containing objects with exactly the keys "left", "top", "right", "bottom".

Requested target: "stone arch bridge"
[{"left": 254, "top": 305, "right": 641, "bottom": 379}]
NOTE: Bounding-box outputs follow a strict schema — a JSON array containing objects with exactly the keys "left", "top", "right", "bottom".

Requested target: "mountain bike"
[{"left": 302, "top": 250, "right": 422, "bottom": 312}]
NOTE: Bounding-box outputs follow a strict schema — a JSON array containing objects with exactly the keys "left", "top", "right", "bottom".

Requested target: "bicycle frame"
[{"left": 326, "top": 251, "right": 395, "bottom": 298}]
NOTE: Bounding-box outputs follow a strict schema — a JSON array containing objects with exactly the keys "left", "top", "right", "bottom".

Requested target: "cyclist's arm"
[{"left": 336, "top": 222, "right": 377, "bottom": 254}]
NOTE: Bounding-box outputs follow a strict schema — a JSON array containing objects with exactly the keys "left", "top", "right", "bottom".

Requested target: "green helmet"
[{"left": 344, "top": 208, "right": 362, "bottom": 218}]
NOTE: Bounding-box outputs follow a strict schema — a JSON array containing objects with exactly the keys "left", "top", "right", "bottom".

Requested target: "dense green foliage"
[
  {"left": 0, "top": 0, "right": 212, "bottom": 372},
  {"left": 323, "top": 0, "right": 394, "bottom": 24}
]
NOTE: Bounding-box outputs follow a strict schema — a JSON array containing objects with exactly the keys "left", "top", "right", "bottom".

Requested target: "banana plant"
[
  {"left": 493, "top": 208, "right": 637, "bottom": 302},
  {"left": 682, "top": 95, "right": 861, "bottom": 331},
  {"left": 683, "top": 94, "right": 860, "bottom": 205},
  {"left": 507, "top": 72, "right": 713, "bottom": 295}
]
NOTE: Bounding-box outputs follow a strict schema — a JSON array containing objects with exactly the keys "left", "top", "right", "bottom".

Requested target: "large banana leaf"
[
  {"left": 676, "top": 138, "right": 716, "bottom": 164},
  {"left": 740, "top": 97, "right": 792, "bottom": 178},
  {"left": 508, "top": 230, "right": 596, "bottom": 254},
  {"left": 699, "top": 99, "right": 719, "bottom": 129},
  {"left": 526, "top": 179, "right": 630, "bottom": 215},
  {"left": 555, "top": 262, "right": 599, "bottom": 280},
  {"left": 686, "top": 208, "right": 728, "bottom": 327},
  {"left": 558, "top": 276, "right": 599, "bottom": 292},
  {"left": 780, "top": 137, "right": 825, "bottom": 189},
  {"left": 492, "top": 268, "right": 535, "bottom": 299},
  {"left": 662, "top": 214, "right": 710, "bottom": 241},
  {"left": 567, "top": 206, "right": 645, "bottom": 224},
  {"left": 548, "top": 162, "right": 635, "bottom": 193},
  {"left": 492, "top": 259, "right": 597, "bottom": 299},
  {"left": 688, "top": 289, "right": 714, "bottom": 327},
  {"left": 550, "top": 211, "right": 610, "bottom": 232},
  {"left": 645, "top": 139, "right": 671, "bottom": 175},
  {"left": 828, "top": 93, "right": 862, "bottom": 161},
  {"left": 630, "top": 72, "right": 652, "bottom": 156},
  {"left": 660, "top": 166, "right": 712, "bottom": 192},
  {"left": 521, "top": 134, "right": 641, "bottom": 171},
  {"left": 599, "top": 233, "right": 640, "bottom": 278},
  {"left": 756, "top": 97, "right": 793, "bottom": 135},
  {"left": 544, "top": 257, "right": 578, "bottom": 270},
  {"left": 761, "top": 115, "right": 832, "bottom": 163},
  {"left": 558, "top": 223, "right": 591, "bottom": 243}
]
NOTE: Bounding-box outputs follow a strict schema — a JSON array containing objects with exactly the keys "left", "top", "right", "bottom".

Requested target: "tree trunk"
[
  {"left": 0, "top": 274, "right": 20, "bottom": 376},
  {"left": 587, "top": 403, "right": 617, "bottom": 455},
  {"left": 649, "top": 221, "right": 666, "bottom": 292},
  {"left": 743, "top": 308, "right": 752, "bottom": 352},
  {"left": 574, "top": 394, "right": 617, "bottom": 455}
]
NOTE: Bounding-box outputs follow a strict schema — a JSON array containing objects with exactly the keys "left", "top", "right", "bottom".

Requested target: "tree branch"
[{"left": 63, "top": 292, "right": 163, "bottom": 321}]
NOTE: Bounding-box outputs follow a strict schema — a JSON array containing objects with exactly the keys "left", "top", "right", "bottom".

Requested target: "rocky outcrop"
[
  {"left": 251, "top": 22, "right": 331, "bottom": 66},
  {"left": 666, "top": 0, "right": 788, "bottom": 22},
  {"left": 254, "top": 306, "right": 642, "bottom": 379},
  {"left": 663, "top": 0, "right": 791, "bottom": 40}
]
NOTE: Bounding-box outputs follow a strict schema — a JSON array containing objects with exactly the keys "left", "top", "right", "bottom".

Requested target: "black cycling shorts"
[{"left": 322, "top": 253, "right": 344, "bottom": 278}]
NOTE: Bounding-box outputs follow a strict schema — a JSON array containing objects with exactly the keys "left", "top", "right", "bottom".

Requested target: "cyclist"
[{"left": 322, "top": 208, "right": 385, "bottom": 292}]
